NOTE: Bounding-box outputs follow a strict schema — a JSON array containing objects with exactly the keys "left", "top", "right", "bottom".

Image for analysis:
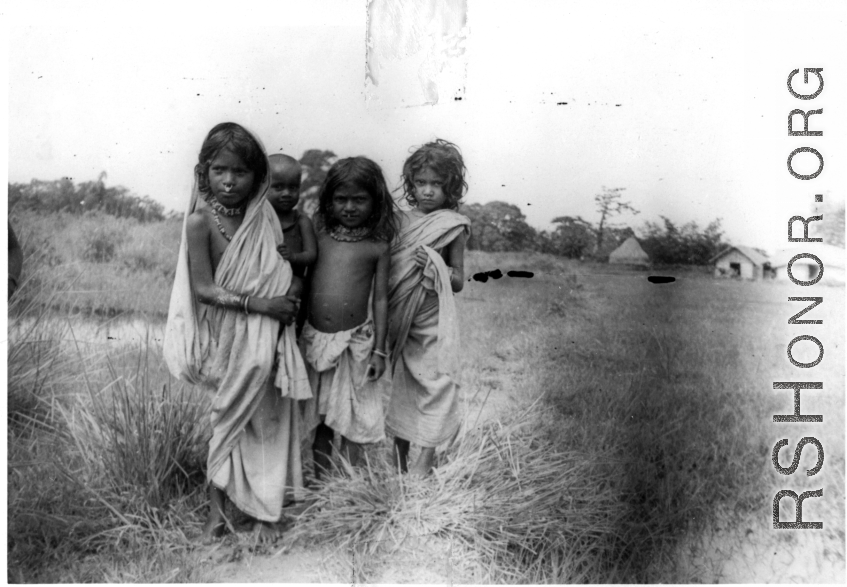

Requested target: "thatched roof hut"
[{"left": 608, "top": 237, "right": 650, "bottom": 266}]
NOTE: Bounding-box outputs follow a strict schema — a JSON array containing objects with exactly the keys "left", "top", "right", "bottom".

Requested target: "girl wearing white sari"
[{"left": 164, "top": 123, "right": 311, "bottom": 542}]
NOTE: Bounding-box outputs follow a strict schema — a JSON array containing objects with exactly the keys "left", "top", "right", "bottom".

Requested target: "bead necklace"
[
  {"left": 329, "top": 225, "right": 371, "bottom": 242},
  {"left": 204, "top": 193, "right": 245, "bottom": 217},
  {"left": 211, "top": 207, "right": 234, "bottom": 242}
]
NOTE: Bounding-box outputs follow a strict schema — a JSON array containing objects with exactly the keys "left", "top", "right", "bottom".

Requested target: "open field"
[{"left": 6, "top": 215, "right": 845, "bottom": 582}]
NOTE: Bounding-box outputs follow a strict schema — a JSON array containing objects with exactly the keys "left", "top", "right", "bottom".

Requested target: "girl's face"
[
  {"left": 208, "top": 149, "right": 255, "bottom": 208},
  {"left": 412, "top": 167, "right": 447, "bottom": 213},
  {"left": 331, "top": 183, "right": 374, "bottom": 229}
]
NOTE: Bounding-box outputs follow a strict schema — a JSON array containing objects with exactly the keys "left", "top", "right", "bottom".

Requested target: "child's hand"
[
  {"left": 367, "top": 354, "right": 386, "bottom": 381},
  {"left": 277, "top": 244, "right": 292, "bottom": 260},
  {"left": 414, "top": 248, "right": 428, "bottom": 268},
  {"left": 261, "top": 295, "right": 300, "bottom": 325}
]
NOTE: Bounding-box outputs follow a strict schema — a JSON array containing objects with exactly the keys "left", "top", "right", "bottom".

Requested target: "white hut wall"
[{"left": 714, "top": 250, "right": 758, "bottom": 279}]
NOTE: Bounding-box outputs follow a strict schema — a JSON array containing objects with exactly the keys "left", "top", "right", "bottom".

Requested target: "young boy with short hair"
[{"left": 266, "top": 154, "right": 317, "bottom": 279}]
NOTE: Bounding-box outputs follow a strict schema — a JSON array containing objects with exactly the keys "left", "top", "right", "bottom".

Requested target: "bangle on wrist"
[{"left": 372, "top": 349, "right": 388, "bottom": 359}]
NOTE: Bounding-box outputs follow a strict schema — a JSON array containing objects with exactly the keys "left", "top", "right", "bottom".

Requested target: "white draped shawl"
[{"left": 163, "top": 133, "right": 311, "bottom": 519}]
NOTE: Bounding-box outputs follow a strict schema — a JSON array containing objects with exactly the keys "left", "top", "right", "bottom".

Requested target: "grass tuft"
[
  {"left": 286, "top": 400, "right": 633, "bottom": 583},
  {"left": 60, "top": 341, "right": 210, "bottom": 511}
]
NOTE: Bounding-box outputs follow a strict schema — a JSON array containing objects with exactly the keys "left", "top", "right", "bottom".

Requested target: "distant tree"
[
  {"left": 533, "top": 230, "right": 557, "bottom": 255},
  {"left": 640, "top": 216, "right": 724, "bottom": 265},
  {"left": 8, "top": 173, "right": 165, "bottom": 222},
  {"left": 462, "top": 201, "right": 537, "bottom": 251},
  {"left": 550, "top": 215, "right": 596, "bottom": 258},
  {"left": 593, "top": 187, "right": 639, "bottom": 254},
  {"left": 298, "top": 149, "right": 338, "bottom": 217}
]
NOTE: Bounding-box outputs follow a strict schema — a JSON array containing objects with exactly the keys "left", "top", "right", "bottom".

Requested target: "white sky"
[{"left": 3, "top": 0, "right": 846, "bottom": 252}]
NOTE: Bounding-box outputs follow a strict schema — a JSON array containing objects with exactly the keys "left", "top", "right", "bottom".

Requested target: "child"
[
  {"left": 266, "top": 154, "right": 317, "bottom": 334},
  {"left": 164, "top": 122, "right": 312, "bottom": 544},
  {"left": 265, "top": 154, "right": 317, "bottom": 279},
  {"left": 386, "top": 139, "right": 471, "bottom": 477},
  {"left": 300, "top": 157, "right": 396, "bottom": 475}
]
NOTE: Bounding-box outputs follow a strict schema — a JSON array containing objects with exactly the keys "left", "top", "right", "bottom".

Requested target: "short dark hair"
[
  {"left": 316, "top": 157, "right": 398, "bottom": 242},
  {"left": 268, "top": 153, "right": 301, "bottom": 171},
  {"left": 402, "top": 139, "right": 467, "bottom": 210},
  {"left": 195, "top": 122, "right": 268, "bottom": 200}
]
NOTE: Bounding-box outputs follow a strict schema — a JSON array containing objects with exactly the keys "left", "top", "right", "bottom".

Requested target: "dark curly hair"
[
  {"left": 402, "top": 139, "right": 467, "bottom": 210},
  {"left": 315, "top": 157, "right": 398, "bottom": 242},
  {"left": 195, "top": 122, "right": 268, "bottom": 201}
]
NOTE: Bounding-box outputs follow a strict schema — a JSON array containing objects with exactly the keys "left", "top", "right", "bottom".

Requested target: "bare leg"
[
  {"left": 409, "top": 447, "right": 436, "bottom": 478},
  {"left": 252, "top": 520, "right": 285, "bottom": 543},
  {"left": 341, "top": 437, "right": 364, "bottom": 467},
  {"left": 199, "top": 486, "right": 227, "bottom": 543},
  {"left": 394, "top": 437, "right": 410, "bottom": 473},
  {"left": 313, "top": 423, "right": 334, "bottom": 480}
]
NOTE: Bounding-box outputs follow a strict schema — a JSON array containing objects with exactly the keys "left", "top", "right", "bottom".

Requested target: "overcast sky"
[{"left": 4, "top": 0, "right": 846, "bottom": 251}]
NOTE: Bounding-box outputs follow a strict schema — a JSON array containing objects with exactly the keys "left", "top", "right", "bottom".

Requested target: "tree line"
[
  {"left": 9, "top": 172, "right": 168, "bottom": 223},
  {"left": 463, "top": 187, "right": 728, "bottom": 266},
  {"left": 5, "top": 170, "right": 726, "bottom": 265},
  {"left": 19, "top": 159, "right": 841, "bottom": 264}
]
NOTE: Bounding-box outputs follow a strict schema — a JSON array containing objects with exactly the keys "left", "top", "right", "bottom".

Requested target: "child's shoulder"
[
  {"left": 443, "top": 209, "right": 471, "bottom": 228},
  {"left": 298, "top": 213, "right": 315, "bottom": 229},
  {"left": 369, "top": 236, "right": 391, "bottom": 254},
  {"left": 186, "top": 205, "right": 213, "bottom": 232},
  {"left": 442, "top": 208, "right": 469, "bottom": 220}
]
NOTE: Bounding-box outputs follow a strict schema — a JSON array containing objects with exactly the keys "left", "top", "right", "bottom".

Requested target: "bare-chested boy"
[
  {"left": 266, "top": 154, "right": 317, "bottom": 334},
  {"left": 266, "top": 154, "right": 317, "bottom": 279},
  {"left": 299, "top": 157, "right": 397, "bottom": 475}
]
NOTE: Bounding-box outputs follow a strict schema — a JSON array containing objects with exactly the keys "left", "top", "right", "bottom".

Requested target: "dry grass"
[
  {"left": 6, "top": 264, "right": 211, "bottom": 582},
  {"left": 284, "top": 400, "right": 631, "bottom": 583},
  {"left": 6, "top": 240, "right": 843, "bottom": 582},
  {"left": 9, "top": 210, "right": 181, "bottom": 317},
  {"left": 280, "top": 254, "right": 843, "bottom": 583}
]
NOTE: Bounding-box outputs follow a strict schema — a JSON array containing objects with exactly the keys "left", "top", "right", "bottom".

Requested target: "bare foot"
[
  {"left": 253, "top": 520, "right": 284, "bottom": 543},
  {"left": 408, "top": 447, "right": 436, "bottom": 478},
  {"left": 199, "top": 517, "right": 226, "bottom": 544},
  {"left": 198, "top": 487, "right": 227, "bottom": 544}
]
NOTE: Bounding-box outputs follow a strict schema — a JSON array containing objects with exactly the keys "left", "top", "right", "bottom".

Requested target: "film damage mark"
[
  {"left": 471, "top": 269, "right": 534, "bottom": 283},
  {"left": 647, "top": 276, "right": 676, "bottom": 284},
  {"left": 365, "top": 0, "right": 469, "bottom": 106},
  {"left": 771, "top": 67, "right": 827, "bottom": 531}
]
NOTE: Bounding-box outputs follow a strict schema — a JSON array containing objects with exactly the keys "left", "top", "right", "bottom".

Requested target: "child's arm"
[
  {"left": 290, "top": 216, "right": 317, "bottom": 267},
  {"left": 286, "top": 275, "right": 303, "bottom": 300},
  {"left": 444, "top": 231, "right": 467, "bottom": 293},
  {"left": 186, "top": 212, "right": 299, "bottom": 324},
  {"left": 278, "top": 217, "right": 317, "bottom": 268},
  {"left": 367, "top": 242, "right": 391, "bottom": 380}
]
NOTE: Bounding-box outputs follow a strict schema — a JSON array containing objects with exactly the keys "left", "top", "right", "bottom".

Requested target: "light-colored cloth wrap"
[
  {"left": 386, "top": 209, "right": 470, "bottom": 448},
  {"left": 163, "top": 135, "right": 311, "bottom": 522},
  {"left": 300, "top": 320, "right": 386, "bottom": 444}
]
